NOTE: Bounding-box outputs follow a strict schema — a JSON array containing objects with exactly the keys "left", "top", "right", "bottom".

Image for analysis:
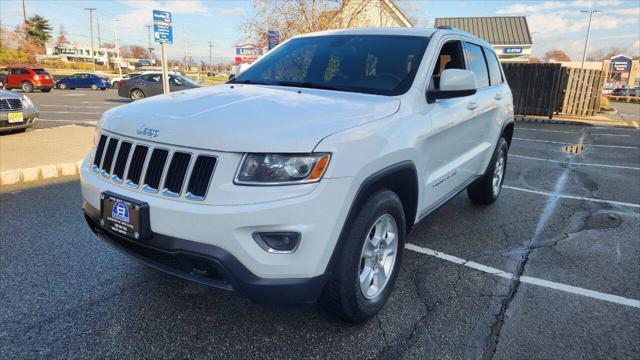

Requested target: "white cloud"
[
  {"left": 219, "top": 7, "right": 244, "bottom": 17},
  {"left": 496, "top": 1, "right": 568, "bottom": 14},
  {"left": 570, "top": 0, "right": 622, "bottom": 8},
  {"left": 628, "top": 39, "right": 640, "bottom": 56},
  {"left": 115, "top": 0, "right": 211, "bottom": 33},
  {"left": 605, "top": 7, "right": 640, "bottom": 16}
]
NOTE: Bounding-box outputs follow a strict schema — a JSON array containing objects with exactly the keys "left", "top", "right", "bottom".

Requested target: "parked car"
[
  {"left": 82, "top": 27, "right": 513, "bottom": 323},
  {"left": 56, "top": 73, "right": 109, "bottom": 90},
  {"left": 628, "top": 88, "right": 640, "bottom": 97},
  {"left": 0, "top": 67, "right": 55, "bottom": 92},
  {"left": 0, "top": 89, "right": 38, "bottom": 133},
  {"left": 117, "top": 73, "right": 200, "bottom": 100},
  {"left": 110, "top": 71, "right": 181, "bottom": 89}
]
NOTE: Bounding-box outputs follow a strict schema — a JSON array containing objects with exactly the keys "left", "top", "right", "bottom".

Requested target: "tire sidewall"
[
  {"left": 341, "top": 190, "right": 406, "bottom": 319},
  {"left": 22, "top": 82, "right": 33, "bottom": 92},
  {"left": 490, "top": 139, "right": 509, "bottom": 199},
  {"left": 91, "top": 84, "right": 98, "bottom": 90},
  {"left": 59, "top": 83, "right": 67, "bottom": 90}
]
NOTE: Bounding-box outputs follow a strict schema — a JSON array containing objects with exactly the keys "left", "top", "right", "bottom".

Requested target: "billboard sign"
[
  {"left": 268, "top": 30, "right": 280, "bottom": 50},
  {"left": 234, "top": 45, "right": 264, "bottom": 63},
  {"left": 610, "top": 55, "right": 632, "bottom": 73},
  {"left": 153, "top": 10, "right": 173, "bottom": 44}
]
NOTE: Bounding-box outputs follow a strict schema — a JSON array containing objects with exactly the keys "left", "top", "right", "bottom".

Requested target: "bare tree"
[
  {"left": 55, "top": 24, "right": 69, "bottom": 47},
  {"left": 543, "top": 49, "right": 571, "bottom": 62}
]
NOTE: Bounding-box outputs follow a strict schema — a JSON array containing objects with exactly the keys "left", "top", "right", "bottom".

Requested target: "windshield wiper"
[{"left": 273, "top": 81, "right": 342, "bottom": 91}]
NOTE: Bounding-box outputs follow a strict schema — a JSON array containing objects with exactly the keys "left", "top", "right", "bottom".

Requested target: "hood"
[
  {"left": 0, "top": 89, "right": 24, "bottom": 100},
  {"left": 101, "top": 84, "right": 400, "bottom": 153}
]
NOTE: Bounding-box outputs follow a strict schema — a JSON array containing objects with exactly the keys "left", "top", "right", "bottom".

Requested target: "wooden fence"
[{"left": 503, "top": 63, "right": 605, "bottom": 118}]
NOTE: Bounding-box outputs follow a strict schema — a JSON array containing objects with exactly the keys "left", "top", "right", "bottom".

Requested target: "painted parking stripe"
[
  {"left": 513, "top": 137, "right": 638, "bottom": 149},
  {"left": 41, "top": 111, "right": 103, "bottom": 115},
  {"left": 509, "top": 154, "right": 640, "bottom": 171},
  {"left": 405, "top": 243, "right": 640, "bottom": 308},
  {"left": 36, "top": 118, "right": 98, "bottom": 124},
  {"left": 515, "top": 128, "right": 632, "bottom": 137},
  {"left": 39, "top": 104, "right": 112, "bottom": 109},
  {"left": 503, "top": 185, "right": 640, "bottom": 209}
]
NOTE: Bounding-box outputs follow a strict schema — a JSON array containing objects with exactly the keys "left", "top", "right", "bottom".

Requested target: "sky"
[{"left": 1, "top": 0, "right": 639, "bottom": 63}]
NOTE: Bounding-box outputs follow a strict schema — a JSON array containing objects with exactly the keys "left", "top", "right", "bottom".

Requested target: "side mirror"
[{"left": 427, "top": 69, "right": 477, "bottom": 103}]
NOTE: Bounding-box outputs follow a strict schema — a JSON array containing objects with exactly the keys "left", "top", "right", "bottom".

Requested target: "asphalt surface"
[
  {"left": 18, "top": 88, "right": 128, "bottom": 130},
  {"left": 1, "top": 122, "right": 639, "bottom": 359}
]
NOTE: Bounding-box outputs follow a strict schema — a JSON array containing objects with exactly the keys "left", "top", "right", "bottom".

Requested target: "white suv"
[{"left": 81, "top": 27, "right": 513, "bottom": 323}]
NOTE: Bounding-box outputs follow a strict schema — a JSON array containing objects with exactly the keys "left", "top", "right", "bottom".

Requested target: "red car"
[{"left": 0, "top": 67, "right": 55, "bottom": 93}]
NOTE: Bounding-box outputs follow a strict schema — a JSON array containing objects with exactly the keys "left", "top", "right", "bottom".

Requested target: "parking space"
[
  {"left": 1, "top": 122, "right": 639, "bottom": 359},
  {"left": 18, "top": 89, "right": 127, "bottom": 129}
]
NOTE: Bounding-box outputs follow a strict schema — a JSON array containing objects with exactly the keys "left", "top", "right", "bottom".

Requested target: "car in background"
[
  {"left": 628, "top": 88, "right": 640, "bottom": 97},
  {"left": 0, "top": 89, "right": 38, "bottom": 134},
  {"left": 111, "top": 71, "right": 183, "bottom": 89},
  {"left": 117, "top": 73, "right": 200, "bottom": 100},
  {"left": 0, "top": 67, "right": 55, "bottom": 93},
  {"left": 56, "top": 73, "right": 109, "bottom": 90}
]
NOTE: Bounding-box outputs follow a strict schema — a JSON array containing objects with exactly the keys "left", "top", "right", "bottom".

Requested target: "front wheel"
[
  {"left": 130, "top": 89, "right": 145, "bottom": 100},
  {"left": 91, "top": 84, "right": 99, "bottom": 90},
  {"left": 112, "top": 81, "right": 120, "bottom": 89},
  {"left": 21, "top": 82, "right": 34, "bottom": 93},
  {"left": 58, "top": 83, "right": 67, "bottom": 90},
  {"left": 467, "top": 137, "right": 508, "bottom": 205},
  {"left": 320, "top": 189, "right": 405, "bottom": 323}
]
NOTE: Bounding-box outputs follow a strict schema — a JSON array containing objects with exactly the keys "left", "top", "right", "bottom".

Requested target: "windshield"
[
  {"left": 33, "top": 69, "right": 49, "bottom": 75},
  {"left": 175, "top": 75, "right": 198, "bottom": 86},
  {"left": 231, "top": 35, "right": 429, "bottom": 96}
]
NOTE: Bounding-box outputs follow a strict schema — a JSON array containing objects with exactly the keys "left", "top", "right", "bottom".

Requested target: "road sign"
[
  {"left": 234, "top": 45, "right": 263, "bottom": 63},
  {"left": 153, "top": 10, "right": 173, "bottom": 44},
  {"left": 268, "top": 30, "right": 279, "bottom": 50}
]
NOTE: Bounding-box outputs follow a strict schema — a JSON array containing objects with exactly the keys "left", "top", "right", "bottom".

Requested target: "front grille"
[
  {"left": 92, "top": 134, "right": 216, "bottom": 200},
  {"left": 0, "top": 99, "right": 22, "bottom": 111}
]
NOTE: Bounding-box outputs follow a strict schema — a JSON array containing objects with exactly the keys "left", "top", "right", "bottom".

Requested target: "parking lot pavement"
[
  {"left": 1, "top": 122, "right": 639, "bottom": 359},
  {"left": 20, "top": 89, "right": 128, "bottom": 129}
]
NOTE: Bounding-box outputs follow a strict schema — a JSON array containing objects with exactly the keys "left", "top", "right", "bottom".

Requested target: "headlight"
[
  {"left": 235, "top": 153, "right": 331, "bottom": 185},
  {"left": 20, "top": 95, "right": 34, "bottom": 108}
]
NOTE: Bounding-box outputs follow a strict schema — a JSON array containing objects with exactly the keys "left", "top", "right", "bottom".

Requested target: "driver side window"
[{"left": 430, "top": 41, "right": 465, "bottom": 91}]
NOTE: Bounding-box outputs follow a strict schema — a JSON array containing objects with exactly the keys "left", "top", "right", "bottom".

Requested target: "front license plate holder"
[
  {"left": 8, "top": 112, "right": 23, "bottom": 124},
  {"left": 100, "top": 191, "right": 151, "bottom": 240}
]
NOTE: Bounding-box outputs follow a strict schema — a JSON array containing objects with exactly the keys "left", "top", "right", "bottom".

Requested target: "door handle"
[
  {"left": 495, "top": 94, "right": 504, "bottom": 100},
  {"left": 467, "top": 102, "right": 479, "bottom": 110}
]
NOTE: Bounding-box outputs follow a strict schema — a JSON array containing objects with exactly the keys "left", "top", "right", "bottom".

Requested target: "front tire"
[
  {"left": 130, "top": 89, "right": 145, "bottom": 100},
  {"left": 112, "top": 81, "right": 120, "bottom": 89},
  {"left": 91, "top": 84, "right": 99, "bottom": 90},
  {"left": 320, "top": 189, "right": 405, "bottom": 323},
  {"left": 467, "top": 137, "right": 508, "bottom": 205},
  {"left": 58, "top": 83, "right": 67, "bottom": 90},
  {"left": 21, "top": 82, "right": 34, "bottom": 93}
]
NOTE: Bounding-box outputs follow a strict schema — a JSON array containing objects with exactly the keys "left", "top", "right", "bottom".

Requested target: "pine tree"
[{"left": 24, "top": 15, "right": 53, "bottom": 46}]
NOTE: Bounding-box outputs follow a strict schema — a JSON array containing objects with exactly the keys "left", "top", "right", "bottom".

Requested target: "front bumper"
[
  {"left": 0, "top": 109, "right": 38, "bottom": 132},
  {"left": 83, "top": 202, "right": 327, "bottom": 302}
]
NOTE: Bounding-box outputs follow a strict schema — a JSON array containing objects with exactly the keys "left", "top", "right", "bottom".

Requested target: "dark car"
[
  {"left": 0, "top": 89, "right": 39, "bottom": 133},
  {"left": 0, "top": 67, "right": 55, "bottom": 92},
  {"left": 57, "top": 73, "right": 109, "bottom": 90},
  {"left": 117, "top": 73, "right": 200, "bottom": 100},
  {"left": 611, "top": 88, "right": 630, "bottom": 96}
]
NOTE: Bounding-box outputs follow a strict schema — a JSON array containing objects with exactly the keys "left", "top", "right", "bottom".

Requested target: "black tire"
[
  {"left": 21, "top": 82, "right": 34, "bottom": 93},
  {"left": 58, "top": 83, "right": 67, "bottom": 90},
  {"left": 130, "top": 89, "right": 145, "bottom": 100},
  {"left": 41, "top": 88, "right": 51, "bottom": 92},
  {"left": 319, "top": 189, "right": 406, "bottom": 323},
  {"left": 91, "top": 84, "right": 99, "bottom": 90},
  {"left": 467, "top": 137, "right": 509, "bottom": 205},
  {"left": 112, "top": 81, "right": 120, "bottom": 89}
]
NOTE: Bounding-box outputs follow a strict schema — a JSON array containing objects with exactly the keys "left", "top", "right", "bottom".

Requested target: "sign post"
[
  {"left": 267, "top": 30, "right": 279, "bottom": 51},
  {"left": 153, "top": 10, "right": 173, "bottom": 95}
]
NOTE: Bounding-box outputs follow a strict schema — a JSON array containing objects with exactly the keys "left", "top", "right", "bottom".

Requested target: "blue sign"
[
  {"left": 610, "top": 55, "right": 632, "bottom": 73},
  {"left": 153, "top": 10, "right": 173, "bottom": 44},
  {"left": 112, "top": 201, "right": 130, "bottom": 223},
  {"left": 268, "top": 30, "right": 280, "bottom": 50},
  {"left": 503, "top": 47, "right": 523, "bottom": 54}
]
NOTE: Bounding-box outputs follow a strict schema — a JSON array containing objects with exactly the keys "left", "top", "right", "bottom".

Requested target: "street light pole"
[
  {"left": 112, "top": 19, "right": 122, "bottom": 78},
  {"left": 144, "top": 24, "right": 154, "bottom": 56},
  {"left": 580, "top": 9, "right": 602, "bottom": 69},
  {"left": 208, "top": 41, "right": 213, "bottom": 73},
  {"left": 85, "top": 7, "right": 96, "bottom": 72}
]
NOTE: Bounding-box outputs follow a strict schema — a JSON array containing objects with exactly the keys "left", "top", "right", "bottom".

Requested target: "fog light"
[{"left": 253, "top": 232, "right": 301, "bottom": 253}]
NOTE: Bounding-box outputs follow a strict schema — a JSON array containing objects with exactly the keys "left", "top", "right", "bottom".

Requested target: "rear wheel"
[
  {"left": 91, "top": 84, "right": 99, "bottom": 90},
  {"left": 320, "top": 189, "right": 405, "bottom": 323},
  {"left": 21, "top": 82, "right": 34, "bottom": 93},
  {"left": 467, "top": 137, "right": 508, "bottom": 205},
  {"left": 130, "top": 89, "right": 145, "bottom": 100},
  {"left": 112, "top": 81, "right": 120, "bottom": 89}
]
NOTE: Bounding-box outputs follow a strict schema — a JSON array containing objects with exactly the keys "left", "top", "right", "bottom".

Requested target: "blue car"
[{"left": 57, "top": 73, "right": 108, "bottom": 90}]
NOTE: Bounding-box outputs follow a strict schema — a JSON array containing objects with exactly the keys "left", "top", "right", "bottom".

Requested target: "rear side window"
[
  {"left": 463, "top": 42, "right": 489, "bottom": 88},
  {"left": 19, "top": 69, "right": 30, "bottom": 75},
  {"left": 485, "top": 49, "right": 503, "bottom": 85},
  {"left": 33, "top": 69, "right": 49, "bottom": 75}
]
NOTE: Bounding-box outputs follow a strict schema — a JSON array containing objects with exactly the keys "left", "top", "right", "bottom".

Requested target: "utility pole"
[
  {"left": 580, "top": 9, "right": 603, "bottom": 69},
  {"left": 208, "top": 41, "right": 213, "bottom": 73},
  {"left": 112, "top": 19, "right": 122, "bottom": 78},
  {"left": 97, "top": 17, "right": 102, "bottom": 48},
  {"left": 21, "top": 0, "right": 27, "bottom": 22},
  {"left": 144, "top": 24, "right": 154, "bottom": 56},
  {"left": 85, "top": 7, "right": 96, "bottom": 72}
]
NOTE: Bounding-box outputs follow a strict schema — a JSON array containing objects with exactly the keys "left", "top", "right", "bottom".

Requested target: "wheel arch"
[{"left": 501, "top": 120, "right": 514, "bottom": 148}]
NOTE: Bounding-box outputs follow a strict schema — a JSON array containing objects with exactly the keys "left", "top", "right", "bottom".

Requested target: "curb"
[
  {"left": 0, "top": 160, "right": 83, "bottom": 186},
  {"left": 514, "top": 116, "right": 634, "bottom": 128}
]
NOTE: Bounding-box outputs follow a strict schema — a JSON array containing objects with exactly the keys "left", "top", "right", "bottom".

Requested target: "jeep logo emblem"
[{"left": 136, "top": 125, "right": 159, "bottom": 138}]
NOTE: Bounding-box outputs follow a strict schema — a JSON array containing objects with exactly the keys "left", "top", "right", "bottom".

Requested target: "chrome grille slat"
[
  {"left": 93, "top": 133, "right": 216, "bottom": 200},
  {"left": 0, "top": 99, "right": 22, "bottom": 111}
]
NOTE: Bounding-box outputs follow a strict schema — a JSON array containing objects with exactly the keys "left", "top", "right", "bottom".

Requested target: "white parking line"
[
  {"left": 41, "top": 110, "right": 103, "bottom": 115},
  {"left": 39, "top": 104, "right": 112, "bottom": 109},
  {"left": 516, "top": 128, "right": 632, "bottom": 137},
  {"left": 513, "top": 137, "right": 638, "bottom": 149},
  {"left": 405, "top": 243, "right": 640, "bottom": 308},
  {"left": 509, "top": 154, "right": 640, "bottom": 171},
  {"left": 503, "top": 185, "right": 640, "bottom": 209},
  {"left": 36, "top": 118, "right": 98, "bottom": 124}
]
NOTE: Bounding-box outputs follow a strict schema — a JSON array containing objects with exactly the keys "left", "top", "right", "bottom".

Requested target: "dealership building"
[{"left": 434, "top": 16, "right": 533, "bottom": 63}]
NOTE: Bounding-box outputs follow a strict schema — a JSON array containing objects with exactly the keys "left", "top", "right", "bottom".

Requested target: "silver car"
[{"left": 0, "top": 89, "right": 39, "bottom": 133}]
